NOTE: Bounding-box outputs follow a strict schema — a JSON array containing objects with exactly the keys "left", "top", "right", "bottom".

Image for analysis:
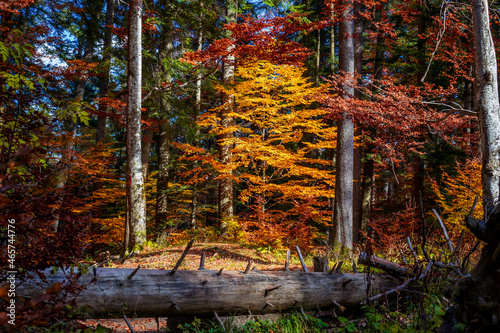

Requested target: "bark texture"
[
  {"left": 471, "top": 0, "right": 500, "bottom": 209},
  {"left": 352, "top": 3, "right": 363, "bottom": 244},
  {"left": 125, "top": 0, "right": 146, "bottom": 250},
  {"left": 451, "top": 1, "right": 500, "bottom": 330},
  {"left": 96, "top": 0, "right": 115, "bottom": 145},
  {"left": 218, "top": 0, "right": 237, "bottom": 230},
  {"left": 155, "top": 17, "right": 173, "bottom": 237},
  {"left": 331, "top": 0, "right": 354, "bottom": 251},
  {"left": 329, "top": 3, "right": 335, "bottom": 74},
  {"left": 19, "top": 268, "right": 400, "bottom": 318}
]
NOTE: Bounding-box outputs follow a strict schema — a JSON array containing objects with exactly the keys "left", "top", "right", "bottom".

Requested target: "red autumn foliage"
[{"left": 184, "top": 13, "right": 327, "bottom": 67}]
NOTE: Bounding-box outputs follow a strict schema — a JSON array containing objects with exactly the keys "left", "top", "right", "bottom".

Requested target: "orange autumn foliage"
[
  {"left": 49, "top": 136, "right": 126, "bottom": 247},
  {"left": 178, "top": 60, "right": 336, "bottom": 249},
  {"left": 431, "top": 159, "right": 482, "bottom": 243}
]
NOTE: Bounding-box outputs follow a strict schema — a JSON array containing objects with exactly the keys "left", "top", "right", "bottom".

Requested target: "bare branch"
[{"left": 421, "top": 2, "right": 449, "bottom": 83}]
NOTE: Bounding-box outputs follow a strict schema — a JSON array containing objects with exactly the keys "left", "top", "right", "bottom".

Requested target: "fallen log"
[
  {"left": 358, "top": 252, "right": 411, "bottom": 276},
  {"left": 18, "top": 267, "right": 400, "bottom": 318}
]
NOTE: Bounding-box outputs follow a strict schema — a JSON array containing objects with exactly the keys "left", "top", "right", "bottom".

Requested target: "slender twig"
[
  {"left": 284, "top": 249, "right": 290, "bottom": 271},
  {"left": 171, "top": 239, "right": 195, "bottom": 275},
  {"left": 462, "top": 241, "right": 481, "bottom": 271},
  {"left": 419, "top": 192, "right": 430, "bottom": 260},
  {"left": 362, "top": 262, "right": 433, "bottom": 305},
  {"left": 423, "top": 101, "right": 476, "bottom": 117},
  {"left": 454, "top": 230, "right": 465, "bottom": 258},
  {"left": 432, "top": 209, "right": 461, "bottom": 267},
  {"left": 127, "top": 265, "right": 141, "bottom": 280},
  {"left": 336, "top": 261, "right": 344, "bottom": 273},
  {"left": 142, "top": 64, "right": 220, "bottom": 103},
  {"left": 199, "top": 252, "right": 206, "bottom": 270},
  {"left": 213, "top": 311, "right": 225, "bottom": 331},
  {"left": 244, "top": 261, "right": 252, "bottom": 274},
  {"left": 265, "top": 285, "right": 281, "bottom": 297},
  {"left": 407, "top": 237, "right": 421, "bottom": 270},
  {"left": 468, "top": 195, "right": 479, "bottom": 218},
  {"left": 296, "top": 246, "right": 308, "bottom": 272},
  {"left": 421, "top": 2, "right": 449, "bottom": 83},
  {"left": 123, "top": 315, "right": 136, "bottom": 333}
]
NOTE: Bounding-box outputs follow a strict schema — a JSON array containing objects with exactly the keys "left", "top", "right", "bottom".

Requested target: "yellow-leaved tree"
[
  {"left": 180, "top": 60, "right": 336, "bottom": 248},
  {"left": 431, "top": 159, "right": 482, "bottom": 245}
]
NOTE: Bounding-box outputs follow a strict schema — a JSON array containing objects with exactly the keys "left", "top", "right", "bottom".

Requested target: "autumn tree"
[{"left": 178, "top": 60, "right": 335, "bottom": 247}]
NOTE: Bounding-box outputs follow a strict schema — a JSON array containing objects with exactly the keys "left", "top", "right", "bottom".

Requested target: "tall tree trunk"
[
  {"left": 358, "top": 3, "right": 386, "bottom": 241},
  {"left": 360, "top": 155, "right": 374, "bottom": 240},
  {"left": 331, "top": 0, "right": 355, "bottom": 251},
  {"left": 93, "top": 0, "right": 115, "bottom": 224},
  {"left": 352, "top": 1, "right": 363, "bottom": 244},
  {"left": 96, "top": 0, "right": 115, "bottom": 145},
  {"left": 330, "top": 2, "right": 335, "bottom": 73},
  {"left": 189, "top": 28, "right": 204, "bottom": 230},
  {"left": 315, "top": 28, "right": 321, "bottom": 86},
  {"left": 452, "top": 1, "right": 500, "bottom": 330},
  {"left": 218, "top": 0, "right": 237, "bottom": 232},
  {"left": 53, "top": 38, "right": 94, "bottom": 232},
  {"left": 125, "top": 0, "right": 146, "bottom": 252},
  {"left": 141, "top": 125, "right": 154, "bottom": 178},
  {"left": 141, "top": 122, "right": 154, "bottom": 225},
  {"left": 156, "top": 120, "right": 170, "bottom": 236},
  {"left": 471, "top": 1, "right": 500, "bottom": 210},
  {"left": 412, "top": 3, "right": 428, "bottom": 212},
  {"left": 463, "top": 65, "right": 474, "bottom": 111},
  {"left": 155, "top": 17, "right": 174, "bottom": 238}
]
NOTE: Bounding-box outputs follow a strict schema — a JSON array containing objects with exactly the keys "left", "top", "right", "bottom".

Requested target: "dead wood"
[{"left": 18, "top": 267, "right": 401, "bottom": 318}]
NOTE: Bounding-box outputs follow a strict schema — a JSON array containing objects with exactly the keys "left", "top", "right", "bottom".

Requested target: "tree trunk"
[
  {"left": 357, "top": 4, "right": 385, "bottom": 241},
  {"left": 53, "top": 37, "right": 94, "bottom": 232},
  {"left": 331, "top": 0, "right": 355, "bottom": 251},
  {"left": 141, "top": 125, "right": 154, "bottom": 178},
  {"left": 96, "top": 0, "right": 115, "bottom": 145},
  {"left": 19, "top": 268, "right": 400, "bottom": 318},
  {"left": 218, "top": 0, "right": 237, "bottom": 232},
  {"left": 155, "top": 18, "right": 174, "bottom": 238},
  {"left": 189, "top": 28, "right": 204, "bottom": 230},
  {"left": 156, "top": 120, "right": 170, "bottom": 235},
  {"left": 452, "top": 1, "right": 500, "bottom": 330},
  {"left": 360, "top": 152, "right": 374, "bottom": 240},
  {"left": 352, "top": 2, "right": 363, "bottom": 244},
  {"left": 329, "top": 2, "right": 335, "bottom": 73},
  {"left": 471, "top": 0, "right": 500, "bottom": 210},
  {"left": 315, "top": 28, "right": 321, "bottom": 86},
  {"left": 125, "top": 0, "right": 146, "bottom": 252},
  {"left": 412, "top": 156, "right": 425, "bottom": 209}
]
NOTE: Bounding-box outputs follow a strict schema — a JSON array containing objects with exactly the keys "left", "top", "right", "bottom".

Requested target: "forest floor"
[{"left": 78, "top": 242, "right": 319, "bottom": 332}]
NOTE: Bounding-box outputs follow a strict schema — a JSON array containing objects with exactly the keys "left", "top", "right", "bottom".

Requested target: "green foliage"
[
  {"left": 332, "top": 290, "right": 448, "bottom": 333},
  {"left": 54, "top": 99, "right": 92, "bottom": 126},
  {"left": 178, "top": 313, "right": 327, "bottom": 333},
  {"left": 221, "top": 216, "right": 244, "bottom": 242}
]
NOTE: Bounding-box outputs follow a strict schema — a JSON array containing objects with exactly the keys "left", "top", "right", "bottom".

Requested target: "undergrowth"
[{"left": 178, "top": 313, "right": 328, "bottom": 333}]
